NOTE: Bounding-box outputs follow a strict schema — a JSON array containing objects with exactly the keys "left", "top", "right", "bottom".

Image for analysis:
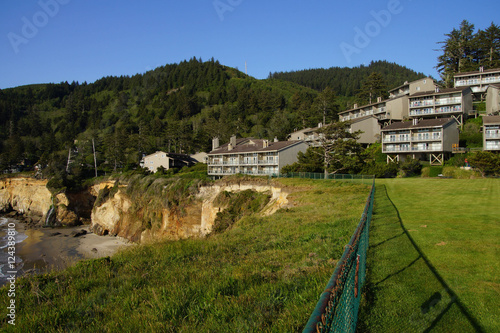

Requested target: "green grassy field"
[
  {"left": 358, "top": 178, "right": 500, "bottom": 332},
  {"left": 0, "top": 179, "right": 370, "bottom": 332}
]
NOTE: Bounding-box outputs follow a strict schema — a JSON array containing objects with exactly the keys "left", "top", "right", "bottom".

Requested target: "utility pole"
[
  {"left": 66, "top": 148, "right": 71, "bottom": 173},
  {"left": 92, "top": 138, "right": 98, "bottom": 178}
]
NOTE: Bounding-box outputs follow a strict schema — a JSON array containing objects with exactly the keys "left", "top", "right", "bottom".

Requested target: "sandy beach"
[{"left": 0, "top": 218, "right": 134, "bottom": 285}]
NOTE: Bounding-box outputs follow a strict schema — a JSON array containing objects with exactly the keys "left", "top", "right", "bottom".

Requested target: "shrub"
[
  {"left": 398, "top": 159, "right": 422, "bottom": 177},
  {"left": 467, "top": 151, "right": 500, "bottom": 177}
]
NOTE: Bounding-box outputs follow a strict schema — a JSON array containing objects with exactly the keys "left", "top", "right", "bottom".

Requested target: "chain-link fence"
[
  {"left": 275, "top": 172, "right": 375, "bottom": 185},
  {"left": 303, "top": 179, "right": 375, "bottom": 333}
]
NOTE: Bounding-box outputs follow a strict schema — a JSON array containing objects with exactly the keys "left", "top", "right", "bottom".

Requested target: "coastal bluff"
[
  {"left": 0, "top": 177, "right": 290, "bottom": 244},
  {"left": 91, "top": 181, "right": 290, "bottom": 243},
  {"left": 0, "top": 177, "right": 83, "bottom": 226}
]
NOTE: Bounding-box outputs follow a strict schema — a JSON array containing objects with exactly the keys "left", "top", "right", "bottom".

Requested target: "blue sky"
[{"left": 1, "top": 0, "right": 499, "bottom": 89}]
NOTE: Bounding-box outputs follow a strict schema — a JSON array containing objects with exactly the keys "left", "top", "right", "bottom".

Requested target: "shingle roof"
[
  {"left": 453, "top": 67, "right": 500, "bottom": 77},
  {"left": 483, "top": 115, "right": 500, "bottom": 125},
  {"left": 410, "top": 87, "right": 467, "bottom": 98},
  {"left": 208, "top": 138, "right": 304, "bottom": 155},
  {"left": 381, "top": 118, "right": 456, "bottom": 131},
  {"left": 349, "top": 115, "right": 378, "bottom": 124}
]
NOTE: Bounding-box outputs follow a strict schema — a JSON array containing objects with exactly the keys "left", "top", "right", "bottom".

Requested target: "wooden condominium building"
[
  {"left": 408, "top": 87, "right": 472, "bottom": 127},
  {"left": 287, "top": 123, "right": 324, "bottom": 147},
  {"left": 454, "top": 67, "right": 500, "bottom": 94},
  {"left": 339, "top": 77, "right": 437, "bottom": 125},
  {"left": 381, "top": 118, "right": 459, "bottom": 165},
  {"left": 140, "top": 151, "right": 196, "bottom": 173},
  {"left": 486, "top": 83, "right": 500, "bottom": 115},
  {"left": 208, "top": 136, "right": 308, "bottom": 177},
  {"left": 483, "top": 116, "right": 500, "bottom": 151}
]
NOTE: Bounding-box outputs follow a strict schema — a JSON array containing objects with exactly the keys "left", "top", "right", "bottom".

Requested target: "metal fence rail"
[
  {"left": 303, "top": 179, "right": 375, "bottom": 333},
  {"left": 276, "top": 172, "right": 375, "bottom": 185}
]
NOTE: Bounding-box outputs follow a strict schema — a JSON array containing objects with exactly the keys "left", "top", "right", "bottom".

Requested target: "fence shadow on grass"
[{"left": 357, "top": 185, "right": 485, "bottom": 333}]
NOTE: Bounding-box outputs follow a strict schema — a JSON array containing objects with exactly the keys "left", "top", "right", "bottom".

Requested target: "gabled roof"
[
  {"left": 381, "top": 118, "right": 456, "bottom": 131},
  {"left": 349, "top": 115, "right": 379, "bottom": 124},
  {"left": 454, "top": 67, "right": 500, "bottom": 77},
  {"left": 388, "top": 77, "right": 436, "bottom": 93},
  {"left": 410, "top": 87, "right": 469, "bottom": 98},
  {"left": 208, "top": 138, "right": 304, "bottom": 155},
  {"left": 142, "top": 151, "right": 195, "bottom": 163},
  {"left": 487, "top": 83, "right": 500, "bottom": 90},
  {"left": 483, "top": 115, "right": 500, "bottom": 125}
]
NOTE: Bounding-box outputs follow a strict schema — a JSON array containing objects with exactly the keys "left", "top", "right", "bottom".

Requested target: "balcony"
[
  {"left": 434, "top": 97, "right": 461, "bottom": 105},
  {"left": 208, "top": 159, "right": 278, "bottom": 167},
  {"left": 382, "top": 137, "right": 410, "bottom": 143},
  {"left": 412, "top": 135, "right": 442, "bottom": 142},
  {"left": 485, "top": 133, "right": 500, "bottom": 139}
]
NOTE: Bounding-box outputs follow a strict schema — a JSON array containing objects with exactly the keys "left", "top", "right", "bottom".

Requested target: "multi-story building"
[
  {"left": 408, "top": 87, "right": 472, "bottom": 127},
  {"left": 381, "top": 118, "right": 459, "bottom": 165},
  {"left": 454, "top": 67, "right": 500, "bottom": 94},
  {"left": 140, "top": 152, "right": 195, "bottom": 173},
  {"left": 486, "top": 83, "right": 500, "bottom": 115},
  {"left": 388, "top": 77, "right": 437, "bottom": 98},
  {"left": 339, "top": 97, "right": 398, "bottom": 125},
  {"left": 207, "top": 136, "right": 308, "bottom": 177},
  {"left": 349, "top": 115, "right": 382, "bottom": 146},
  {"left": 287, "top": 123, "right": 324, "bottom": 146},
  {"left": 483, "top": 116, "right": 500, "bottom": 151},
  {"left": 337, "top": 78, "right": 439, "bottom": 145}
]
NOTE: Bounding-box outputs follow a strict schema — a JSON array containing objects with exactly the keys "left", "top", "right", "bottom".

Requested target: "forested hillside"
[
  {"left": 0, "top": 58, "right": 423, "bottom": 178},
  {"left": 270, "top": 60, "right": 426, "bottom": 101}
]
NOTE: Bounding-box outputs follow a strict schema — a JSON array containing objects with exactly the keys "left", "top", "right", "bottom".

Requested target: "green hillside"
[{"left": 0, "top": 58, "right": 426, "bottom": 179}]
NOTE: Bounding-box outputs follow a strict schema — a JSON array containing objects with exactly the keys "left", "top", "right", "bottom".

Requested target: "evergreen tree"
[
  {"left": 436, "top": 20, "right": 478, "bottom": 87},
  {"left": 477, "top": 22, "right": 500, "bottom": 68},
  {"left": 313, "top": 87, "right": 339, "bottom": 125},
  {"left": 356, "top": 72, "right": 388, "bottom": 105}
]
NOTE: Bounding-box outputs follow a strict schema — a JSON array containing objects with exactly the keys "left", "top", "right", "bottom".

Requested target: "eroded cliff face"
[
  {"left": 91, "top": 182, "right": 291, "bottom": 244},
  {"left": 0, "top": 177, "right": 92, "bottom": 226},
  {"left": 0, "top": 178, "right": 52, "bottom": 221}
]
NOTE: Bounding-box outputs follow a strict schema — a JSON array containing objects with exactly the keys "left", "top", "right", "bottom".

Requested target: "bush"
[
  {"left": 361, "top": 162, "right": 398, "bottom": 178},
  {"left": 398, "top": 159, "right": 422, "bottom": 177},
  {"left": 442, "top": 166, "right": 481, "bottom": 179},
  {"left": 467, "top": 151, "right": 500, "bottom": 177}
]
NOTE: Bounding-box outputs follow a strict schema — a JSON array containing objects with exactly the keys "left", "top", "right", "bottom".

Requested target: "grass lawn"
[
  {"left": 0, "top": 179, "right": 370, "bottom": 332},
  {"left": 358, "top": 178, "right": 500, "bottom": 332}
]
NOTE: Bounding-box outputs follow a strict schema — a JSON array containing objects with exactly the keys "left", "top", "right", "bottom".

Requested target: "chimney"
[
  {"left": 479, "top": 66, "right": 484, "bottom": 73},
  {"left": 435, "top": 87, "right": 440, "bottom": 93},
  {"left": 354, "top": 103, "right": 358, "bottom": 109},
  {"left": 274, "top": 137, "right": 279, "bottom": 142},
  {"left": 228, "top": 143, "right": 233, "bottom": 151},
  {"left": 230, "top": 135, "right": 237, "bottom": 147},
  {"left": 318, "top": 122, "right": 323, "bottom": 128},
  {"left": 212, "top": 137, "right": 220, "bottom": 151},
  {"left": 377, "top": 96, "right": 382, "bottom": 103},
  {"left": 263, "top": 140, "right": 269, "bottom": 148},
  {"left": 412, "top": 118, "right": 418, "bottom": 126}
]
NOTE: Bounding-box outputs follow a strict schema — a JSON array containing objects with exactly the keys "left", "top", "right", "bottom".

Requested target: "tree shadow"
[{"left": 357, "top": 185, "right": 485, "bottom": 333}]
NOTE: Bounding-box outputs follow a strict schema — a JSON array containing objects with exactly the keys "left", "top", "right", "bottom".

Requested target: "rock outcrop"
[
  {"left": 91, "top": 181, "right": 290, "bottom": 244},
  {"left": 0, "top": 178, "right": 53, "bottom": 222},
  {"left": 0, "top": 177, "right": 92, "bottom": 227}
]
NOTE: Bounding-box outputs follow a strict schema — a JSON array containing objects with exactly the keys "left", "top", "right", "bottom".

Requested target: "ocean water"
[{"left": 0, "top": 217, "right": 28, "bottom": 286}]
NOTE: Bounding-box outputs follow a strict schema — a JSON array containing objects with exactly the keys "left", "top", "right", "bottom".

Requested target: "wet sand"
[{"left": 1, "top": 220, "right": 133, "bottom": 284}]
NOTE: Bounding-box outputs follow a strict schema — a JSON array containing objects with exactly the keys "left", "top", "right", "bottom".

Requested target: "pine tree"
[
  {"left": 356, "top": 72, "right": 388, "bottom": 105},
  {"left": 477, "top": 22, "right": 500, "bottom": 69}
]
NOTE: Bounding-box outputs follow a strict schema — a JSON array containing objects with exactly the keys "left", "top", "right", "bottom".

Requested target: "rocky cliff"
[
  {"left": 0, "top": 178, "right": 53, "bottom": 222},
  {"left": 0, "top": 177, "right": 90, "bottom": 226},
  {"left": 91, "top": 181, "right": 290, "bottom": 243},
  {"left": 0, "top": 177, "right": 289, "bottom": 243}
]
